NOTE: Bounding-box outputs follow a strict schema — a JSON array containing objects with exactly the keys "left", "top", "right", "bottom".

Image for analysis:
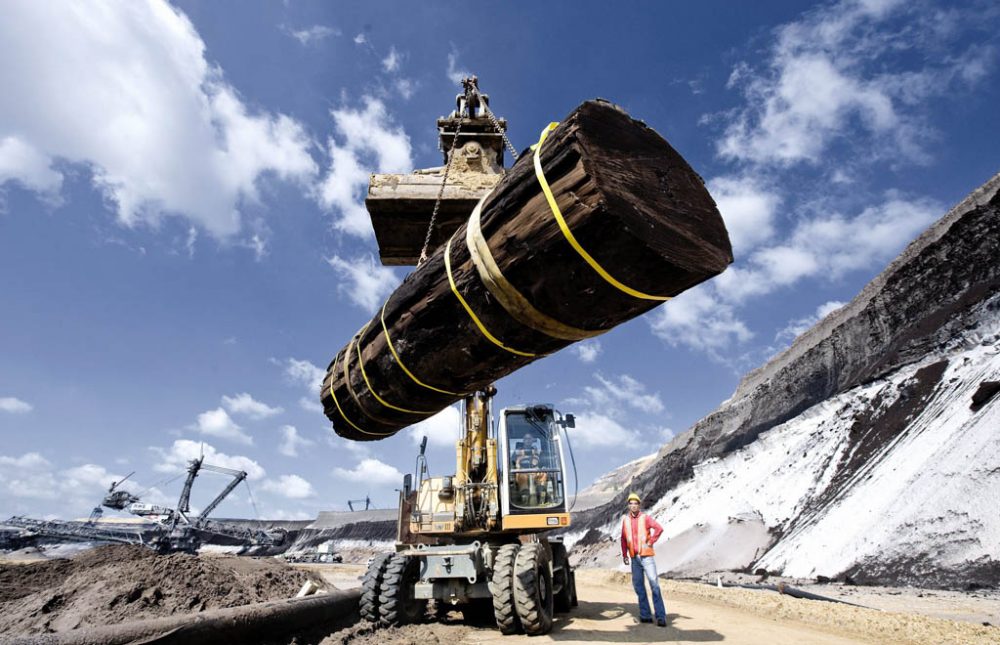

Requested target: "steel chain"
[
  {"left": 419, "top": 79, "right": 515, "bottom": 266},
  {"left": 419, "top": 104, "right": 465, "bottom": 265},
  {"left": 470, "top": 86, "right": 519, "bottom": 162}
]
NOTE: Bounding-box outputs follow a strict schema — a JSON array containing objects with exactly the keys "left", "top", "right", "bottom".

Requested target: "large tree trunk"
[{"left": 321, "top": 99, "right": 733, "bottom": 441}]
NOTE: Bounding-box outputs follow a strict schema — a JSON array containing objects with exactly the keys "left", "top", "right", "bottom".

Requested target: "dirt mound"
[
  {"left": 0, "top": 544, "right": 321, "bottom": 635},
  {"left": 322, "top": 620, "right": 470, "bottom": 645}
]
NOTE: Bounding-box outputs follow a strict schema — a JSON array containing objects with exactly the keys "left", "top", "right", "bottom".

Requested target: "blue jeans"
[{"left": 630, "top": 555, "right": 666, "bottom": 622}]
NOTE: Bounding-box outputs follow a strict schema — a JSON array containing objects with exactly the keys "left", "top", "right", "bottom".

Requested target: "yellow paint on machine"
[{"left": 501, "top": 513, "right": 571, "bottom": 531}]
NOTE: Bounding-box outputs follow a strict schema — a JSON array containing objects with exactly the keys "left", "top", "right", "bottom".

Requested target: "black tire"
[
  {"left": 379, "top": 554, "right": 426, "bottom": 627},
  {"left": 513, "top": 542, "right": 554, "bottom": 635},
  {"left": 490, "top": 543, "right": 522, "bottom": 634},
  {"left": 551, "top": 542, "right": 572, "bottom": 613},
  {"left": 569, "top": 569, "right": 578, "bottom": 607},
  {"left": 360, "top": 553, "right": 392, "bottom": 623}
]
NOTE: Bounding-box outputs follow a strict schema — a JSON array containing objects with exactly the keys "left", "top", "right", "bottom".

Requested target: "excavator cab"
[{"left": 498, "top": 405, "right": 574, "bottom": 530}]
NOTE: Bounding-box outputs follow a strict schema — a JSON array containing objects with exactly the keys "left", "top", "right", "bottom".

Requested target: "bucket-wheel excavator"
[{"left": 355, "top": 79, "right": 579, "bottom": 636}]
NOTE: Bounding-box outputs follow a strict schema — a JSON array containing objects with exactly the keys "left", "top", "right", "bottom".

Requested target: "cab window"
[{"left": 505, "top": 412, "right": 564, "bottom": 510}]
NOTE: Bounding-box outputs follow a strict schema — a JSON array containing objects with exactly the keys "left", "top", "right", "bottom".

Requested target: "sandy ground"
[
  {"left": 3, "top": 549, "right": 996, "bottom": 644},
  {"left": 316, "top": 567, "right": 999, "bottom": 645}
]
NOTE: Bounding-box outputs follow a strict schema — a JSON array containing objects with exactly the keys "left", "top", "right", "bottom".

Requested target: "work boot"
[
  {"left": 639, "top": 617, "right": 653, "bottom": 624},
  {"left": 657, "top": 619, "right": 667, "bottom": 627}
]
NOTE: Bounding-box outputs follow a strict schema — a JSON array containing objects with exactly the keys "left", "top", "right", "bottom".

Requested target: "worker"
[
  {"left": 620, "top": 492, "right": 666, "bottom": 626},
  {"left": 512, "top": 437, "right": 549, "bottom": 506}
]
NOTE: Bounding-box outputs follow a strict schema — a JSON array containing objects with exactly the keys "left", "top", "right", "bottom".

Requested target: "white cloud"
[
  {"left": 279, "top": 425, "right": 315, "bottom": 458},
  {"left": 278, "top": 358, "right": 327, "bottom": 414},
  {"left": 283, "top": 358, "right": 327, "bottom": 389},
  {"left": 241, "top": 232, "right": 268, "bottom": 262},
  {"left": 299, "top": 396, "right": 324, "bottom": 414},
  {"left": 572, "top": 340, "right": 602, "bottom": 364},
  {"left": 395, "top": 78, "right": 416, "bottom": 100},
  {"left": 285, "top": 24, "right": 339, "bottom": 46},
  {"left": 0, "top": 2, "right": 317, "bottom": 238},
  {"left": 261, "top": 474, "right": 316, "bottom": 499},
  {"left": 318, "top": 98, "right": 412, "bottom": 236},
  {"left": 353, "top": 33, "right": 367, "bottom": 45},
  {"left": 0, "top": 453, "right": 172, "bottom": 516},
  {"left": 333, "top": 457, "right": 404, "bottom": 485},
  {"left": 0, "top": 452, "right": 51, "bottom": 469},
  {"left": 562, "top": 375, "right": 663, "bottom": 450},
  {"left": 152, "top": 439, "right": 265, "bottom": 480},
  {"left": 570, "top": 374, "right": 665, "bottom": 415},
  {"left": 63, "top": 464, "right": 120, "bottom": 490},
  {"left": 382, "top": 46, "right": 402, "bottom": 72},
  {"left": 648, "top": 286, "right": 753, "bottom": 355},
  {"left": 569, "top": 412, "right": 639, "bottom": 449},
  {"left": 715, "top": 0, "right": 995, "bottom": 167},
  {"left": 714, "top": 194, "right": 941, "bottom": 303},
  {"left": 776, "top": 300, "right": 846, "bottom": 343},
  {"left": 328, "top": 432, "right": 372, "bottom": 458},
  {"left": 0, "top": 136, "right": 63, "bottom": 195},
  {"left": 184, "top": 226, "right": 197, "bottom": 258},
  {"left": 221, "top": 392, "right": 283, "bottom": 419},
  {"left": 407, "top": 405, "right": 461, "bottom": 448},
  {"left": 0, "top": 396, "right": 33, "bottom": 414},
  {"left": 191, "top": 407, "right": 253, "bottom": 445},
  {"left": 446, "top": 50, "right": 469, "bottom": 85},
  {"left": 327, "top": 254, "right": 399, "bottom": 312},
  {"left": 707, "top": 175, "right": 782, "bottom": 256}
]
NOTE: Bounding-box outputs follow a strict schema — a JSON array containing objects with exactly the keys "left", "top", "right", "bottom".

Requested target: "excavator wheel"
[
  {"left": 570, "top": 569, "right": 579, "bottom": 607},
  {"left": 490, "top": 543, "right": 522, "bottom": 634},
  {"left": 551, "top": 542, "right": 572, "bottom": 613},
  {"left": 513, "top": 542, "right": 554, "bottom": 635},
  {"left": 379, "top": 553, "right": 426, "bottom": 627},
  {"left": 360, "top": 553, "right": 392, "bottom": 623}
]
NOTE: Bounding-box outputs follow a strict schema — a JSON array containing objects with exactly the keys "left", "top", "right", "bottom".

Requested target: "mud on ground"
[{"left": 0, "top": 544, "right": 323, "bottom": 635}]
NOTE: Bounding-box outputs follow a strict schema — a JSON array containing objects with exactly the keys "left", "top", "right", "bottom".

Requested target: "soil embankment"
[{"left": 0, "top": 544, "right": 321, "bottom": 635}]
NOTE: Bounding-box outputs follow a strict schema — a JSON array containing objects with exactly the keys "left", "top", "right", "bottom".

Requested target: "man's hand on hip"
[{"left": 623, "top": 556, "right": 629, "bottom": 565}]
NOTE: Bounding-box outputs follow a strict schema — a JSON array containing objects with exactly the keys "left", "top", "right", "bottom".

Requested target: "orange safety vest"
[{"left": 622, "top": 513, "right": 655, "bottom": 557}]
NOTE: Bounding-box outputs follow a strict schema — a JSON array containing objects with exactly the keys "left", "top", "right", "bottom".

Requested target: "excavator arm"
[{"left": 196, "top": 464, "right": 248, "bottom": 523}]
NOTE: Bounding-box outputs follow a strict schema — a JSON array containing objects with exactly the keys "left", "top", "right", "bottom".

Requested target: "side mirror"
[
  {"left": 403, "top": 473, "right": 412, "bottom": 497},
  {"left": 559, "top": 414, "right": 575, "bottom": 428}
]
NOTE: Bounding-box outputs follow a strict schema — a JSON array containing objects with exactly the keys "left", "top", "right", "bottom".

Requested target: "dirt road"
[
  {"left": 468, "top": 569, "right": 864, "bottom": 645},
  {"left": 322, "top": 568, "right": 998, "bottom": 645}
]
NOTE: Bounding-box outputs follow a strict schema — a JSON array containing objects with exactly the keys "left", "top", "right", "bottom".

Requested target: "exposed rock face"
[{"left": 571, "top": 172, "right": 1000, "bottom": 588}]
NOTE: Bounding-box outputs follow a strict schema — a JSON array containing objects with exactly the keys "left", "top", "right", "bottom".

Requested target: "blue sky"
[{"left": 1, "top": 0, "right": 997, "bottom": 521}]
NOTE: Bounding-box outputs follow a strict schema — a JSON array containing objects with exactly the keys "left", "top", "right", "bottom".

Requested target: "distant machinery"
[
  {"left": 6, "top": 455, "right": 284, "bottom": 554},
  {"left": 88, "top": 471, "right": 140, "bottom": 523},
  {"left": 347, "top": 496, "right": 373, "bottom": 512},
  {"left": 153, "top": 455, "right": 284, "bottom": 553}
]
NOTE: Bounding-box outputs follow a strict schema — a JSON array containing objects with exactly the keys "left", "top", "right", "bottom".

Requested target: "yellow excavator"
[{"left": 358, "top": 79, "right": 578, "bottom": 635}]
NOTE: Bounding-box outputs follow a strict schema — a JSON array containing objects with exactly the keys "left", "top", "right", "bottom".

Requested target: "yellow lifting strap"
[
  {"left": 327, "top": 351, "right": 395, "bottom": 438},
  {"left": 342, "top": 336, "right": 399, "bottom": 426},
  {"left": 532, "top": 122, "right": 672, "bottom": 302},
  {"left": 353, "top": 322, "right": 435, "bottom": 416},
  {"left": 444, "top": 235, "right": 537, "bottom": 358},
  {"left": 380, "top": 299, "right": 465, "bottom": 397},
  {"left": 465, "top": 195, "right": 604, "bottom": 342}
]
